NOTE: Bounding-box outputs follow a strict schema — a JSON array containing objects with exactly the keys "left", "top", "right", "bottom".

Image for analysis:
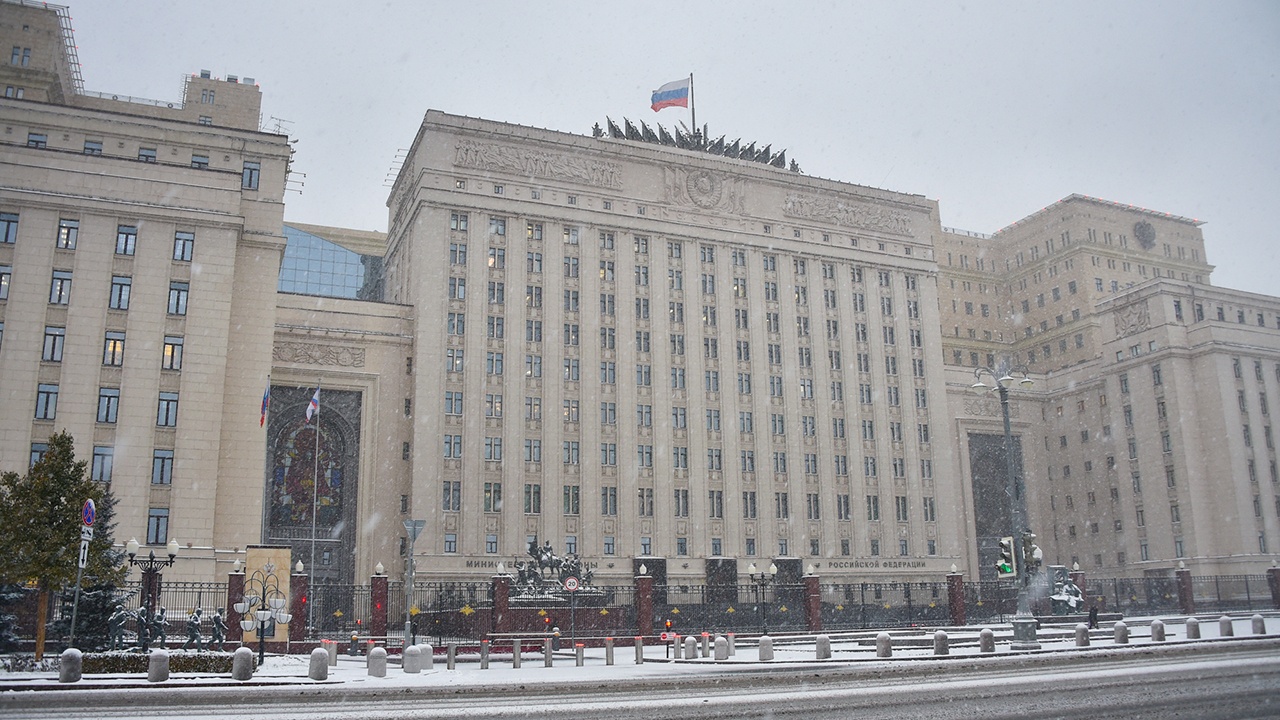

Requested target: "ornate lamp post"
[
  {"left": 746, "top": 562, "right": 777, "bottom": 635},
  {"left": 971, "top": 365, "right": 1040, "bottom": 649},
  {"left": 125, "top": 537, "right": 179, "bottom": 653},
  {"left": 233, "top": 563, "right": 292, "bottom": 665}
]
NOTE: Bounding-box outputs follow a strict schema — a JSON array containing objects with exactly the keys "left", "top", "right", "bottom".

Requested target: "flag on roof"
[{"left": 650, "top": 78, "right": 690, "bottom": 112}]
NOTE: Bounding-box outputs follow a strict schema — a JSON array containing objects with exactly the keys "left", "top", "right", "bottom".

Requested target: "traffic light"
[
  {"left": 1022, "top": 534, "right": 1043, "bottom": 572},
  {"left": 996, "top": 536, "right": 1018, "bottom": 579}
]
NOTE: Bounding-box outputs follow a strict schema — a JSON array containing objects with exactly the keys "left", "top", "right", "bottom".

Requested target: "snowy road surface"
[{"left": 2, "top": 635, "right": 1278, "bottom": 719}]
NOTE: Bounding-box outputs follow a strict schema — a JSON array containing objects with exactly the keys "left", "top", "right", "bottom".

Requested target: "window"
[
  {"left": 484, "top": 482, "right": 503, "bottom": 511},
  {"left": 102, "top": 331, "right": 126, "bottom": 366},
  {"left": 27, "top": 132, "right": 47, "bottom": 148},
  {"left": 108, "top": 275, "right": 132, "bottom": 310},
  {"left": 151, "top": 450, "right": 174, "bottom": 485},
  {"left": 601, "top": 486, "right": 618, "bottom": 515},
  {"left": 92, "top": 448, "right": 114, "bottom": 483},
  {"left": 138, "top": 147, "right": 157, "bottom": 163},
  {"left": 866, "top": 495, "right": 880, "bottom": 521},
  {"left": 50, "top": 269, "right": 72, "bottom": 304},
  {"left": 774, "top": 492, "right": 789, "bottom": 519},
  {"left": 156, "top": 392, "right": 180, "bottom": 427},
  {"left": 191, "top": 154, "right": 209, "bottom": 169},
  {"left": 242, "top": 161, "right": 261, "bottom": 190},
  {"left": 42, "top": 326, "right": 65, "bottom": 362},
  {"left": 97, "top": 387, "right": 120, "bottom": 423},
  {"left": 55, "top": 219, "right": 79, "bottom": 250},
  {"left": 173, "top": 231, "right": 195, "bottom": 261},
  {"left": 0, "top": 264, "right": 9, "bottom": 300},
  {"left": 444, "top": 533, "right": 458, "bottom": 553},
  {"left": 35, "top": 383, "right": 59, "bottom": 420},
  {"left": 442, "top": 481, "right": 461, "bottom": 511},
  {"left": 563, "top": 484, "right": 581, "bottom": 515},
  {"left": 524, "top": 484, "right": 542, "bottom": 514},
  {"left": 168, "top": 282, "right": 189, "bottom": 315},
  {"left": 443, "top": 435, "right": 462, "bottom": 459},
  {"left": 162, "top": 336, "right": 184, "bottom": 370},
  {"left": 146, "top": 508, "right": 170, "bottom": 545}
]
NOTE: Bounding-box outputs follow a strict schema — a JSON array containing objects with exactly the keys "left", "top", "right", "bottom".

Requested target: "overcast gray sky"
[{"left": 66, "top": 0, "right": 1278, "bottom": 297}]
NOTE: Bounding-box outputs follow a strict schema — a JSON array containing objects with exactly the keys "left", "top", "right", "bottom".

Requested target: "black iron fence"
[
  {"left": 27, "top": 572, "right": 1278, "bottom": 647},
  {"left": 820, "top": 582, "right": 952, "bottom": 630}
]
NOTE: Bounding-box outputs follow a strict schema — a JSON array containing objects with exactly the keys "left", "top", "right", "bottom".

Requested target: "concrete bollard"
[
  {"left": 1219, "top": 616, "right": 1234, "bottom": 637},
  {"left": 727, "top": 632, "right": 736, "bottom": 656},
  {"left": 1114, "top": 621, "right": 1129, "bottom": 644},
  {"left": 1151, "top": 619, "right": 1166, "bottom": 642},
  {"left": 402, "top": 644, "right": 421, "bottom": 674},
  {"left": 673, "top": 634, "right": 683, "bottom": 659},
  {"left": 480, "top": 639, "right": 489, "bottom": 670},
  {"left": 605, "top": 637, "right": 614, "bottom": 666},
  {"left": 701, "top": 632, "right": 711, "bottom": 658},
  {"left": 635, "top": 636, "right": 644, "bottom": 664},
  {"left": 513, "top": 639, "right": 522, "bottom": 668},
  {"left": 979, "top": 628, "right": 995, "bottom": 653},
  {"left": 575, "top": 643, "right": 584, "bottom": 667},
  {"left": 876, "top": 631, "right": 892, "bottom": 658},
  {"left": 816, "top": 634, "right": 831, "bottom": 660},
  {"left": 1253, "top": 614, "right": 1266, "bottom": 635},
  {"left": 326, "top": 638, "right": 338, "bottom": 667},
  {"left": 544, "top": 638, "right": 553, "bottom": 667},
  {"left": 421, "top": 642, "right": 434, "bottom": 669},
  {"left": 684, "top": 636, "right": 698, "bottom": 659},
  {"left": 232, "top": 647, "right": 254, "bottom": 681},
  {"left": 1186, "top": 617, "right": 1200, "bottom": 639},
  {"left": 1075, "top": 623, "right": 1091, "bottom": 647},
  {"left": 447, "top": 642, "right": 457, "bottom": 670},
  {"left": 758, "top": 635, "right": 773, "bottom": 661},
  {"left": 933, "top": 630, "right": 949, "bottom": 656},
  {"left": 367, "top": 646, "right": 387, "bottom": 677},
  {"left": 715, "top": 635, "right": 729, "bottom": 661},
  {"left": 148, "top": 649, "right": 169, "bottom": 683},
  {"left": 58, "top": 648, "right": 82, "bottom": 683},
  {"left": 309, "top": 647, "right": 329, "bottom": 680}
]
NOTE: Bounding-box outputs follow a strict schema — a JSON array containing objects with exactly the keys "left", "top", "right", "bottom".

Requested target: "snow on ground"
[{"left": 3, "top": 614, "right": 1276, "bottom": 691}]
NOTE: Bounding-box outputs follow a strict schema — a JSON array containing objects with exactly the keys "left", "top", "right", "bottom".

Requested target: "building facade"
[{"left": 3, "top": 2, "right": 1277, "bottom": 592}]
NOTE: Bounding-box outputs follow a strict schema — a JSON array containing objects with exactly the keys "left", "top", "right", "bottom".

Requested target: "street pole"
[
  {"left": 975, "top": 366, "right": 1040, "bottom": 650},
  {"left": 403, "top": 519, "right": 424, "bottom": 646}
]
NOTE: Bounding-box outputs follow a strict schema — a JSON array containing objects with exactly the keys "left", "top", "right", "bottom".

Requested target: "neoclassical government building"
[{"left": 3, "top": 1, "right": 1278, "bottom": 590}]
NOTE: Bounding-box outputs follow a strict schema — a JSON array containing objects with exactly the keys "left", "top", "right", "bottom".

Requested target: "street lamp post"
[
  {"left": 125, "top": 537, "right": 179, "bottom": 653},
  {"left": 746, "top": 562, "right": 777, "bottom": 635},
  {"left": 971, "top": 366, "right": 1040, "bottom": 650},
  {"left": 233, "top": 563, "right": 293, "bottom": 666}
]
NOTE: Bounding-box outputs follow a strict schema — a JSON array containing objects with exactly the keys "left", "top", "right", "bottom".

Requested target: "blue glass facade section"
[{"left": 279, "top": 225, "right": 372, "bottom": 299}]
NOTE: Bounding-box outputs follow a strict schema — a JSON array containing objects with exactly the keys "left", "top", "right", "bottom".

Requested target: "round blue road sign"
[{"left": 82, "top": 499, "right": 96, "bottom": 526}]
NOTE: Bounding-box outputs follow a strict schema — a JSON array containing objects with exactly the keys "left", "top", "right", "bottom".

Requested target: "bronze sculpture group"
[{"left": 106, "top": 603, "right": 228, "bottom": 652}]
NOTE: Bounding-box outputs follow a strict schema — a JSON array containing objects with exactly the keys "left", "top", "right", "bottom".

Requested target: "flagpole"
[
  {"left": 689, "top": 72, "right": 697, "bottom": 147},
  {"left": 309, "top": 379, "right": 320, "bottom": 636}
]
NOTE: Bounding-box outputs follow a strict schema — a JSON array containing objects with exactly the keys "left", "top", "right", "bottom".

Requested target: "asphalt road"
[{"left": 4, "top": 639, "right": 1279, "bottom": 719}]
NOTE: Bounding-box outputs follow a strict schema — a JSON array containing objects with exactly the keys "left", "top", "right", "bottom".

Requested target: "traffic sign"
[
  {"left": 563, "top": 576, "right": 580, "bottom": 592},
  {"left": 660, "top": 631, "right": 671, "bottom": 641},
  {"left": 82, "top": 499, "right": 96, "bottom": 526}
]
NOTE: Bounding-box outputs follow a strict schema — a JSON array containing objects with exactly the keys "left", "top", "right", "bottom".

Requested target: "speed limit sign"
[{"left": 563, "top": 576, "right": 580, "bottom": 592}]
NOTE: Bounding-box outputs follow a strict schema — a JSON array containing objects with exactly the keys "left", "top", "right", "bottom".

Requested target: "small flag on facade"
[
  {"left": 651, "top": 77, "right": 690, "bottom": 112},
  {"left": 260, "top": 381, "right": 271, "bottom": 427},
  {"left": 306, "top": 387, "right": 320, "bottom": 422}
]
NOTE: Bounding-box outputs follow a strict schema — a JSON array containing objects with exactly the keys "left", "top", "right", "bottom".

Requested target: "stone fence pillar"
[
  {"left": 803, "top": 574, "right": 822, "bottom": 633},
  {"left": 1176, "top": 567, "right": 1195, "bottom": 615},
  {"left": 491, "top": 573, "right": 511, "bottom": 633},
  {"left": 290, "top": 569, "right": 308, "bottom": 643},
  {"left": 227, "top": 570, "right": 245, "bottom": 644},
  {"left": 1267, "top": 567, "right": 1280, "bottom": 610},
  {"left": 370, "top": 572, "right": 388, "bottom": 640},
  {"left": 635, "top": 574, "right": 654, "bottom": 637},
  {"left": 947, "top": 571, "right": 966, "bottom": 626}
]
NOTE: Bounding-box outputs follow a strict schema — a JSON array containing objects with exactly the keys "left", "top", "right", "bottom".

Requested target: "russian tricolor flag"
[
  {"left": 651, "top": 78, "right": 690, "bottom": 112},
  {"left": 306, "top": 387, "right": 320, "bottom": 423}
]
